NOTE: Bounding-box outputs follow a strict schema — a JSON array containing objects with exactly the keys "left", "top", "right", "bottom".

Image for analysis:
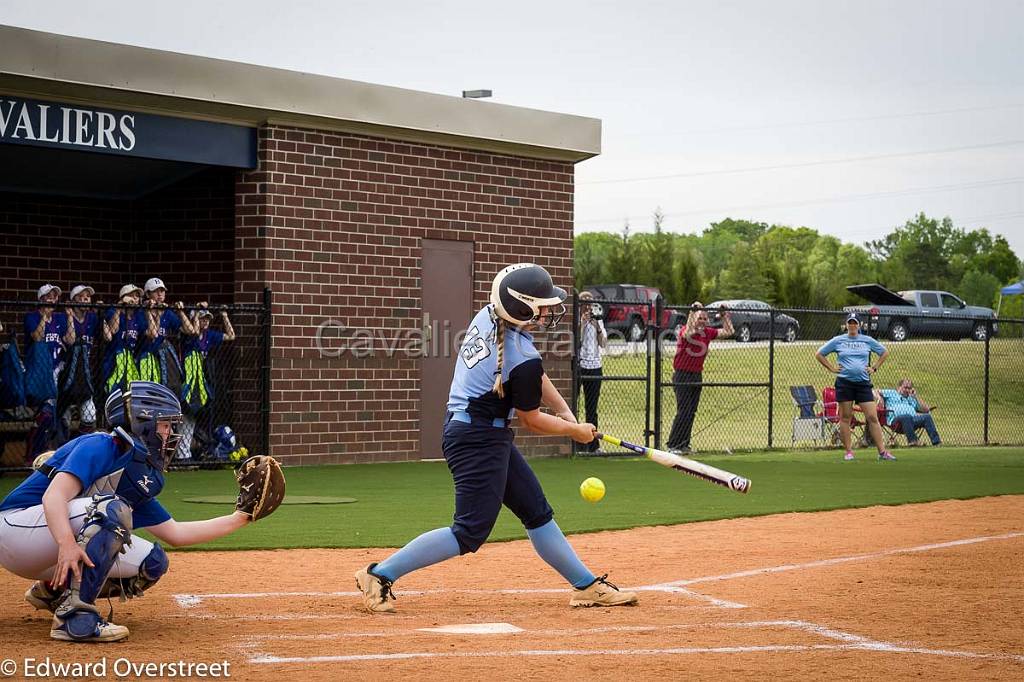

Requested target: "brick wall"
[
  {"left": 0, "top": 127, "right": 578, "bottom": 466},
  {"left": 133, "top": 169, "right": 236, "bottom": 304},
  {"left": 239, "top": 124, "right": 575, "bottom": 465},
  {"left": 0, "top": 168, "right": 235, "bottom": 305},
  {"left": 0, "top": 193, "right": 132, "bottom": 303}
]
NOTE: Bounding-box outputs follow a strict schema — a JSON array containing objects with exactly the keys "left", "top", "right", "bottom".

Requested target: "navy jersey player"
[
  {"left": 355, "top": 263, "right": 638, "bottom": 613},
  {"left": 0, "top": 381, "right": 254, "bottom": 642}
]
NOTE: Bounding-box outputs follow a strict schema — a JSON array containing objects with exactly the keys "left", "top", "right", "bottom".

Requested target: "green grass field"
[
  {"left": 589, "top": 338, "right": 1024, "bottom": 451},
  {"left": 4, "top": 447, "right": 1021, "bottom": 551}
]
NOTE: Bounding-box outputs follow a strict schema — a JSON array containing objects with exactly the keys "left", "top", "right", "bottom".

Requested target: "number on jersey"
[{"left": 461, "top": 325, "right": 493, "bottom": 369}]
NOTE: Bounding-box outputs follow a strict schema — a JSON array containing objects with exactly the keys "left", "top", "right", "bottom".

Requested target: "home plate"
[{"left": 418, "top": 623, "right": 524, "bottom": 635}]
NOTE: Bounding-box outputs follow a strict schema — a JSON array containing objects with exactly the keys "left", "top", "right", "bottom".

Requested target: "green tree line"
[{"left": 575, "top": 212, "right": 1023, "bottom": 315}]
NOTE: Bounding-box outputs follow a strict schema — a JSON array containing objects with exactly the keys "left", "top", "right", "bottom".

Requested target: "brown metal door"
[{"left": 419, "top": 239, "right": 474, "bottom": 459}]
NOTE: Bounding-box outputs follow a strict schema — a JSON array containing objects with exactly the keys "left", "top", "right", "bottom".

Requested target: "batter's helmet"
[{"left": 490, "top": 263, "right": 567, "bottom": 328}]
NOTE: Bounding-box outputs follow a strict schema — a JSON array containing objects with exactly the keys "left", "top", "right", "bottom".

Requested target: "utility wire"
[
  {"left": 618, "top": 102, "right": 1024, "bottom": 139},
  {"left": 580, "top": 139, "right": 1024, "bottom": 185},
  {"left": 575, "top": 176, "right": 1024, "bottom": 227}
]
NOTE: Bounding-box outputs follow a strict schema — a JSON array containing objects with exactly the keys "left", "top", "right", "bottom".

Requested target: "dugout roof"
[{"left": 0, "top": 24, "right": 601, "bottom": 165}]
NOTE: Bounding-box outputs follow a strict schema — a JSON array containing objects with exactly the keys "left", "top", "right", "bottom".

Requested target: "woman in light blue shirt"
[{"left": 815, "top": 313, "right": 894, "bottom": 461}]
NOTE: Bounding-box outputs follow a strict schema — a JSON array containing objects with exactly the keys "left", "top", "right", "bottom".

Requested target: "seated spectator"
[{"left": 879, "top": 378, "right": 941, "bottom": 447}]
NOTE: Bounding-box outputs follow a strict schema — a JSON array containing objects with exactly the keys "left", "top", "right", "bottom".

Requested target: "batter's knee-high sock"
[
  {"left": 527, "top": 520, "right": 596, "bottom": 589},
  {"left": 373, "top": 527, "right": 460, "bottom": 583}
]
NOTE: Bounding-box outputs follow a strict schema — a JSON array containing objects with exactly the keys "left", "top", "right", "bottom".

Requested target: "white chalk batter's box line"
[
  {"left": 242, "top": 620, "right": 1024, "bottom": 665},
  {"left": 173, "top": 530, "right": 1024, "bottom": 609}
]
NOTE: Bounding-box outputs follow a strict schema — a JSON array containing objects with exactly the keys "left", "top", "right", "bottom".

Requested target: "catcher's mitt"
[{"left": 235, "top": 455, "right": 286, "bottom": 521}]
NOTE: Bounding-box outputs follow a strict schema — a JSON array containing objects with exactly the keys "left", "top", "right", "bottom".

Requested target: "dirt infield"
[{"left": 2, "top": 496, "right": 1022, "bottom": 681}]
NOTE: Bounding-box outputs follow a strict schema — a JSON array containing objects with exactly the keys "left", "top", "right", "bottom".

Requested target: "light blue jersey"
[
  {"left": 447, "top": 305, "right": 544, "bottom": 421},
  {"left": 817, "top": 333, "right": 887, "bottom": 383}
]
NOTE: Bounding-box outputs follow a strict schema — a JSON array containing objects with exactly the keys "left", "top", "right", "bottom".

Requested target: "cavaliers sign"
[{"left": 0, "top": 96, "right": 256, "bottom": 168}]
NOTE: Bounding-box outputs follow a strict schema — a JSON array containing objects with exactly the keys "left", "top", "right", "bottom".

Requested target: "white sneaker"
[
  {"left": 569, "top": 574, "right": 638, "bottom": 608},
  {"left": 354, "top": 563, "right": 397, "bottom": 613},
  {"left": 25, "top": 581, "right": 62, "bottom": 612},
  {"left": 50, "top": 613, "right": 129, "bottom": 642}
]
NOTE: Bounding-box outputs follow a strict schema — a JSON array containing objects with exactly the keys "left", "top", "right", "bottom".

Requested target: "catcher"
[{"left": 0, "top": 381, "right": 284, "bottom": 642}]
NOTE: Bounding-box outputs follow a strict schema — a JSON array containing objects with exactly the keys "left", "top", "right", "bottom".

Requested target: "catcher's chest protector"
[{"left": 83, "top": 447, "right": 165, "bottom": 508}]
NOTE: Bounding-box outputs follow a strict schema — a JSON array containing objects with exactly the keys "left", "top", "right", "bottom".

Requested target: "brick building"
[{"left": 0, "top": 26, "right": 600, "bottom": 465}]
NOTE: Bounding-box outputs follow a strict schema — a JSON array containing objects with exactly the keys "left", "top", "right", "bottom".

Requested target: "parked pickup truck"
[
  {"left": 583, "top": 284, "right": 676, "bottom": 341},
  {"left": 845, "top": 284, "right": 999, "bottom": 342}
]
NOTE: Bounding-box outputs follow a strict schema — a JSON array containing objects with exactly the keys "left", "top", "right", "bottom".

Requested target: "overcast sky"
[{"left": 4, "top": 0, "right": 1022, "bottom": 259}]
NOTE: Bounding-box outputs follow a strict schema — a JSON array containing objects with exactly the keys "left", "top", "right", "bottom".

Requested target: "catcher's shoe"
[
  {"left": 354, "top": 563, "right": 397, "bottom": 614},
  {"left": 25, "top": 581, "right": 62, "bottom": 612},
  {"left": 569, "top": 574, "right": 639, "bottom": 608},
  {"left": 50, "top": 613, "right": 129, "bottom": 643}
]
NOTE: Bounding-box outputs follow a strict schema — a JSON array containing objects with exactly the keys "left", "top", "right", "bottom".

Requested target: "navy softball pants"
[{"left": 442, "top": 420, "right": 554, "bottom": 555}]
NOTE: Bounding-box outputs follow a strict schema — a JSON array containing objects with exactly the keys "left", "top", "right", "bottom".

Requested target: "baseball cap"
[
  {"left": 144, "top": 277, "right": 167, "bottom": 293},
  {"left": 36, "top": 283, "right": 61, "bottom": 300},
  {"left": 845, "top": 313, "right": 861, "bottom": 324},
  {"left": 196, "top": 309, "right": 214, "bottom": 319},
  {"left": 70, "top": 284, "right": 95, "bottom": 299},
  {"left": 120, "top": 284, "right": 145, "bottom": 301}
]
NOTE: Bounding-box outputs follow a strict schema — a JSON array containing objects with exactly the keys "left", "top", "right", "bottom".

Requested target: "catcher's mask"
[
  {"left": 490, "top": 263, "right": 567, "bottom": 329},
  {"left": 122, "top": 381, "right": 183, "bottom": 470}
]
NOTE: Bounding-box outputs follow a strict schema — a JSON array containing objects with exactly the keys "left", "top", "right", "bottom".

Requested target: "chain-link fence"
[
  {"left": 572, "top": 298, "right": 1024, "bottom": 454},
  {"left": 0, "top": 293, "right": 270, "bottom": 472},
  {"left": 571, "top": 294, "right": 653, "bottom": 455}
]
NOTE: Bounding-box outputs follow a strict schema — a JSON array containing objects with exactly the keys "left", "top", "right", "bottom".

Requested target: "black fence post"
[
  {"left": 645, "top": 298, "right": 656, "bottom": 447},
  {"left": 571, "top": 290, "right": 580, "bottom": 457},
  {"left": 653, "top": 296, "right": 664, "bottom": 449},
  {"left": 768, "top": 307, "right": 775, "bottom": 449},
  {"left": 261, "top": 287, "right": 272, "bottom": 458},
  {"left": 984, "top": 317, "right": 990, "bottom": 445}
]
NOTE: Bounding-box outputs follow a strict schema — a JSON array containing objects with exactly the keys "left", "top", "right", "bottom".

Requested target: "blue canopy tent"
[{"left": 997, "top": 281, "right": 1024, "bottom": 316}]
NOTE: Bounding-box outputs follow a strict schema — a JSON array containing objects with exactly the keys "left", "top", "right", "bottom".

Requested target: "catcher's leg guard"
[
  {"left": 98, "top": 543, "right": 169, "bottom": 600},
  {"left": 52, "top": 496, "right": 133, "bottom": 642}
]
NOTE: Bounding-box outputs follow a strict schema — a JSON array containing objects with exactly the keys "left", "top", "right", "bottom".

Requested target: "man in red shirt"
[{"left": 667, "top": 302, "right": 733, "bottom": 454}]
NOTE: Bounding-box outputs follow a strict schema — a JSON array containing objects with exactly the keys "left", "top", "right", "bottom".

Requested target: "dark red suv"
[{"left": 583, "top": 284, "right": 675, "bottom": 341}]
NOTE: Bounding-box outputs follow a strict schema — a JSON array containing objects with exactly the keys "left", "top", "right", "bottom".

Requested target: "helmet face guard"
[{"left": 122, "top": 381, "right": 184, "bottom": 469}]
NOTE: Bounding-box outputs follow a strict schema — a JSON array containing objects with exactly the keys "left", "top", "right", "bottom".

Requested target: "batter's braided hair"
[{"left": 492, "top": 318, "right": 506, "bottom": 398}]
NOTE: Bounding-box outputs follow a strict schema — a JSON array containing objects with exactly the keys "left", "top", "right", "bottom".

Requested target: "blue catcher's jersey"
[
  {"left": 0, "top": 432, "right": 171, "bottom": 528},
  {"left": 447, "top": 305, "right": 544, "bottom": 421}
]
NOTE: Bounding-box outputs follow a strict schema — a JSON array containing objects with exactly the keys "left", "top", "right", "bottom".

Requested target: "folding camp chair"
[
  {"left": 876, "top": 395, "right": 925, "bottom": 447},
  {"left": 789, "top": 385, "right": 828, "bottom": 445},
  {"left": 821, "top": 386, "right": 864, "bottom": 446}
]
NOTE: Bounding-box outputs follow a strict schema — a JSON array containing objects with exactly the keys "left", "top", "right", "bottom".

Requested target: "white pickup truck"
[{"left": 844, "top": 284, "right": 999, "bottom": 342}]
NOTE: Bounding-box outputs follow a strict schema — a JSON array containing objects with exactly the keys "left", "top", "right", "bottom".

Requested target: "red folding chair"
[{"left": 820, "top": 386, "right": 864, "bottom": 446}]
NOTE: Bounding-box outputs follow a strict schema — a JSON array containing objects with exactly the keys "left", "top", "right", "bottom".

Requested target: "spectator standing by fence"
[
  {"left": 58, "top": 285, "right": 99, "bottom": 438},
  {"left": 577, "top": 291, "right": 606, "bottom": 453},
  {"left": 667, "top": 302, "right": 733, "bottom": 454},
  {"left": 101, "top": 284, "right": 144, "bottom": 396},
  {"left": 178, "top": 303, "right": 235, "bottom": 460},
  {"left": 815, "top": 313, "right": 895, "bottom": 461},
  {"left": 23, "top": 284, "right": 74, "bottom": 459},
  {"left": 137, "top": 278, "right": 195, "bottom": 389}
]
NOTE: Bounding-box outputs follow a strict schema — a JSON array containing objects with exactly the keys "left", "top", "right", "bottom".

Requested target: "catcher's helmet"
[
  {"left": 490, "top": 263, "right": 567, "bottom": 328},
  {"left": 120, "top": 381, "right": 183, "bottom": 468}
]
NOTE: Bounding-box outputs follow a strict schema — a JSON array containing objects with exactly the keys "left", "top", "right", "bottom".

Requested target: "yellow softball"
[{"left": 579, "top": 477, "right": 606, "bottom": 503}]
